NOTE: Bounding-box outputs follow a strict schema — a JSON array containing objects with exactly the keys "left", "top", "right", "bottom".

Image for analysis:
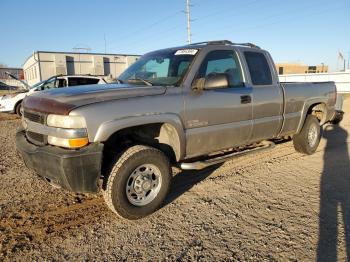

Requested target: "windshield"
[
  {"left": 31, "top": 76, "right": 58, "bottom": 91},
  {"left": 31, "top": 79, "right": 47, "bottom": 89},
  {"left": 118, "top": 49, "right": 198, "bottom": 86}
]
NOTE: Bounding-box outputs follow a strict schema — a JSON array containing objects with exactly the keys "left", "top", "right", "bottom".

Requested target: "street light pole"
[{"left": 186, "top": 0, "right": 192, "bottom": 44}]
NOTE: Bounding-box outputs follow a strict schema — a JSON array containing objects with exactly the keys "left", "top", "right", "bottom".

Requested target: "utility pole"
[
  {"left": 104, "top": 34, "right": 107, "bottom": 54},
  {"left": 186, "top": 0, "right": 192, "bottom": 44},
  {"left": 344, "top": 59, "right": 346, "bottom": 72}
]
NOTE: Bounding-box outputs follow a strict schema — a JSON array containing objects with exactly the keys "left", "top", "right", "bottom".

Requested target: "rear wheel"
[
  {"left": 331, "top": 110, "right": 344, "bottom": 125},
  {"left": 293, "top": 115, "right": 321, "bottom": 155},
  {"left": 103, "top": 145, "right": 171, "bottom": 220},
  {"left": 15, "top": 101, "right": 22, "bottom": 116}
]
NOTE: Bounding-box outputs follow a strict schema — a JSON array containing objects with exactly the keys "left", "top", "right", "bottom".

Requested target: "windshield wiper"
[{"left": 128, "top": 78, "right": 153, "bottom": 86}]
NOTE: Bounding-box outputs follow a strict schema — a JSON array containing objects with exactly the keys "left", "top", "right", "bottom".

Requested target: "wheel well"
[
  {"left": 102, "top": 123, "right": 181, "bottom": 171},
  {"left": 307, "top": 103, "right": 327, "bottom": 125},
  {"left": 14, "top": 100, "right": 22, "bottom": 110}
]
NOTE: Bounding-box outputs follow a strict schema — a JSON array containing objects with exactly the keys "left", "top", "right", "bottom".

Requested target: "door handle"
[{"left": 240, "top": 95, "right": 251, "bottom": 104}]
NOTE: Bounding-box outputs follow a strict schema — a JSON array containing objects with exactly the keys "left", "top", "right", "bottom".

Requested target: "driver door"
[{"left": 184, "top": 49, "right": 253, "bottom": 158}]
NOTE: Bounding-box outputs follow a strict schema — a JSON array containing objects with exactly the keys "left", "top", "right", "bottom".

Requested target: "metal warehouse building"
[{"left": 23, "top": 51, "right": 140, "bottom": 86}]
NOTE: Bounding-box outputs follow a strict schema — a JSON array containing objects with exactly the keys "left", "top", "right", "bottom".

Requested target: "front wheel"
[
  {"left": 103, "top": 145, "right": 171, "bottom": 220},
  {"left": 293, "top": 115, "right": 321, "bottom": 155},
  {"left": 15, "top": 101, "right": 22, "bottom": 116}
]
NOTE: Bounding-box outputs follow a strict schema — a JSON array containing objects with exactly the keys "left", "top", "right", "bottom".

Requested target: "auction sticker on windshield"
[{"left": 175, "top": 49, "right": 198, "bottom": 55}]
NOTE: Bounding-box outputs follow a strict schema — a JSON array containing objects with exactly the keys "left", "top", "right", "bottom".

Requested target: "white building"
[
  {"left": 279, "top": 70, "right": 350, "bottom": 110},
  {"left": 279, "top": 71, "right": 350, "bottom": 93},
  {"left": 23, "top": 51, "right": 140, "bottom": 86}
]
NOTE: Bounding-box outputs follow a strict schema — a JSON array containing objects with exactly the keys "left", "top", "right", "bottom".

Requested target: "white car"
[{"left": 0, "top": 75, "right": 107, "bottom": 115}]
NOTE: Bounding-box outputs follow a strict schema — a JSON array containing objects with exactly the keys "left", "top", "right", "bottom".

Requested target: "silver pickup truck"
[{"left": 16, "top": 40, "right": 337, "bottom": 219}]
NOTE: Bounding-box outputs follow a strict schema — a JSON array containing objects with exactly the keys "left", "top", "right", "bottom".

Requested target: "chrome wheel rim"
[
  {"left": 308, "top": 123, "right": 318, "bottom": 147},
  {"left": 126, "top": 164, "right": 162, "bottom": 206}
]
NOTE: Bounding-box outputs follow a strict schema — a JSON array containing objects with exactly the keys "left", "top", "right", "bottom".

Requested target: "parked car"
[
  {"left": 16, "top": 40, "right": 337, "bottom": 219},
  {"left": 0, "top": 74, "right": 107, "bottom": 115}
]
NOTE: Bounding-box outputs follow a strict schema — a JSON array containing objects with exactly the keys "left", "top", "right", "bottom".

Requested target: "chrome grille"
[{"left": 23, "top": 110, "right": 45, "bottom": 124}]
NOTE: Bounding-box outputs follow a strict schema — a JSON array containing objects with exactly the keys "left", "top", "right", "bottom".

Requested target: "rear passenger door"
[{"left": 243, "top": 51, "right": 283, "bottom": 142}]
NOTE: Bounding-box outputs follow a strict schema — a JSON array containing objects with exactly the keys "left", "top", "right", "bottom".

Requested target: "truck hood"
[{"left": 23, "top": 83, "right": 167, "bottom": 115}]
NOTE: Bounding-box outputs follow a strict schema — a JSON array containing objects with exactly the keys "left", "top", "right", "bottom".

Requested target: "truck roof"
[
  {"left": 146, "top": 40, "right": 264, "bottom": 56},
  {"left": 187, "top": 40, "right": 261, "bottom": 49}
]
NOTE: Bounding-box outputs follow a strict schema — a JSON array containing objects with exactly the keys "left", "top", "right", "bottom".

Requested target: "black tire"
[
  {"left": 103, "top": 145, "right": 171, "bottom": 220},
  {"left": 293, "top": 115, "right": 321, "bottom": 155},
  {"left": 331, "top": 111, "right": 344, "bottom": 125},
  {"left": 15, "top": 101, "right": 22, "bottom": 116}
]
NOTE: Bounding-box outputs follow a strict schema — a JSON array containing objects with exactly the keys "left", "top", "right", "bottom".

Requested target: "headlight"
[
  {"left": 48, "top": 136, "right": 89, "bottom": 148},
  {"left": 47, "top": 114, "right": 87, "bottom": 128}
]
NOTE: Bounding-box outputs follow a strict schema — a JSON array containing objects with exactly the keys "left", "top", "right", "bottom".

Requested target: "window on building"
[
  {"left": 244, "top": 51, "right": 272, "bottom": 85},
  {"left": 278, "top": 67, "right": 284, "bottom": 75},
  {"left": 308, "top": 66, "right": 316, "bottom": 73}
]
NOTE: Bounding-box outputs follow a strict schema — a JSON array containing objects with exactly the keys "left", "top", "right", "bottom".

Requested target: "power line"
[
  {"left": 108, "top": 11, "right": 181, "bottom": 48},
  {"left": 194, "top": 0, "right": 261, "bottom": 23},
  {"left": 193, "top": 1, "right": 344, "bottom": 41}
]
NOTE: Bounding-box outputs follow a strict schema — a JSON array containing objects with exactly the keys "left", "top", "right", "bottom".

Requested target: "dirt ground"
[{"left": 0, "top": 98, "right": 349, "bottom": 261}]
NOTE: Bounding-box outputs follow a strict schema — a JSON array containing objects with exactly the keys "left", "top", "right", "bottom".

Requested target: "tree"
[{"left": 0, "top": 63, "right": 7, "bottom": 68}]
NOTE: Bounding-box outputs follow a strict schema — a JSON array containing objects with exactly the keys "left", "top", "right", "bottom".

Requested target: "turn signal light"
[
  {"left": 68, "top": 138, "right": 89, "bottom": 148},
  {"left": 48, "top": 136, "right": 89, "bottom": 149}
]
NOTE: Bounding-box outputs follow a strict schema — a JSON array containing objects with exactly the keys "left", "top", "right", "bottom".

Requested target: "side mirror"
[{"left": 193, "top": 73, "right": 229, "bottom": 90}]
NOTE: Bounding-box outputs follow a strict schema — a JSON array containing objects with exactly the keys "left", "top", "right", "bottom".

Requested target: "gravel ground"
[{"left": 0, "top": 99, "right": 349, "bottom": 261}]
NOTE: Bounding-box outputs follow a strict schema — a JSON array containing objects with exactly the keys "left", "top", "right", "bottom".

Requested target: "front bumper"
[
  {"left": 16, "top": 129, "right": 104, "bottom": 193},
  {"left": 0, "top": 102, "right": 12, "bottom": 112},
  {"left": 0, "top": 97, "right": 13, "bottom": 112}
]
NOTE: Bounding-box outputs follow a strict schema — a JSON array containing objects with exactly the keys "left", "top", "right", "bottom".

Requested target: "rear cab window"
[
  {"left": 195, "top": 50, "right": 244, "bottom": 87},
  {"left": 244, "top": 51, "right": 272, "bottom": 86}
]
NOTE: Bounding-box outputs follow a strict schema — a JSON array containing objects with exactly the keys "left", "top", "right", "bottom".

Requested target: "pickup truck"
[{"left": 16, "top": 40, "right": 337, "bottom": 220}]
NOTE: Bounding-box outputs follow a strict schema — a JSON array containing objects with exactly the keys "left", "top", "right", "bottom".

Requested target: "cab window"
[
  {"left": 57, "top": 78, "right": 67, "bottom": 87},
  {"left": 68, "top": 77, "right": 100, "bottom": 86},
  {"left": 244, "top": 51, "right": 272, "bottom": 85},
  {"left": 196, "top": 50, "right": 243, "bottom": 87}
]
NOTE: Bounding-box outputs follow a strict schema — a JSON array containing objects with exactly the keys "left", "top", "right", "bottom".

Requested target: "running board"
[{"left": 180, "top": 141, "right": 275, "bottom": 170}]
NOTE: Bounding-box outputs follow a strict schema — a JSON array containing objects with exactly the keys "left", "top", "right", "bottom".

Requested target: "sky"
[{"left": 1, "top": 0, "right": 349, "bottom": 71}]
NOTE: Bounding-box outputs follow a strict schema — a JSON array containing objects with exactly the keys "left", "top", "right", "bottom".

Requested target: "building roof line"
[
  {"left": 23, "top": 51, "right": 140, "bottom": 67},
  {"left": 35, "top": 50, "right": 140, "bottom": 56},
  {"left": 0, "top": 67, "right": 23, "bottom": 70}
]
